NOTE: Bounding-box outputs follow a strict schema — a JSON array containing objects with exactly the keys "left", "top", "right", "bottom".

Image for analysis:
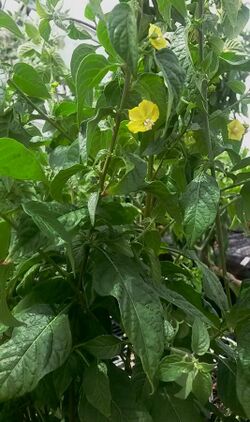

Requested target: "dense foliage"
[{"left": 0, "top": 0, "right": 250, "bottom": 420}]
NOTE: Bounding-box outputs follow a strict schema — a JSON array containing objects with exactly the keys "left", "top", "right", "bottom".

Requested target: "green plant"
[{"left": 0, "top": 0, "right": 250, "bottom": 420}]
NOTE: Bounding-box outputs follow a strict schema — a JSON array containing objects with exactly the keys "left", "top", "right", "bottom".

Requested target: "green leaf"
[
  {"left": 76, "top": 54, "right": 113, "bottom": 125},
  {"left": 170, "top": 0, "right": 187, "bottom": 18},
  {"left": 159, "top": 355, "right": 194, "bottom": 382},
  {"left": 109, "top": 153, "right": 147, "bottom": 195},
  {"left": 70, "top": 44, "right": 96, "bottom": 81},
  {"left": 156, "top": 0, "right": 172, "bottom": 26},
  {"left": 227, "top": 80, "right": 245, "bottom": 94},
  {"left": 232, "top": 157, "right": 250, "bottom": 171},
  {"left": 0, "top": 308, "right": 71, "bottom": 401},
  {"left": 218, "top": 358, "right": 246, "bottom": 417},
  {"left": 13, "top": 63, "right": 50, "bottom": 99},
  {"left": 191, "top": 318, "right": 210, "bottom": 355},
  {"left": 0, "top": 290, "right": 23, "bottom": 328},
  {"left": 192, "top": 256, "right": 229, "bottom": 312},
  {"left": 0, "top": 221, "right": 11, "bottom": 260},
  {"left": 182, "top": 173, "right": 220, "bottom": 246},
  {"left": 79, "top": 397, "right": 108, "bottom": 422},
  {"left": 39, "top": 19, "right": 51, "bottom": 41},
  {"left": 93, "top": 252, "right": 164, "bottom": 389},
  {"left": 192, "top": 371, "right": 212, "bottom": 404},
  {"left": 97, "top": 20, "right": 117, "bottom": 57},
  {"left": 240, "top": 182, "right": 250, "bottom": 220},
  {"left": 82, "top": 362, "right": 111, "bottom": 418},
  {"left": 50, "top": 164, "right": 84, "bottom": 202},
  {"left": 82, "top": 335, "right": 122, "bottom": 359},
  {"left": 222, "top": 0, "right": 241, "bottom": 28},
  {"left": 0, "top": 10, "right": 23, "bottom": 38},
  {"left": 151, "top": 387, "right": 203, "bottom": 422},
  {"left": 67, "top": 22, "right": 91, "bottom": 40},
  {"left": 155, "top": 49, "right": 185, "bottom": 124},
  {"left": 108, "top": 3, "right": 138, "bottom": 75},
  {"left": 0, "top": 138, "right": 45, "bottom": 181},
  {"left": 88, "top": 191, "right": 100, "bottom": 226},
  {"left": 236, "top": 318, "right": 250, "bottom": 418},
  {"left": 22, "top": 201, "right": 72, "bottom": 243},
  {"left": 36, "top": 0, "right": 49, "bottom": 18}
]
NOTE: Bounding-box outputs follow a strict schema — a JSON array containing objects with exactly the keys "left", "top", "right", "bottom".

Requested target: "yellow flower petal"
[
  {"left": 227, "top": 119, "right": 245, "bottom": 141},
  {"left": 148, "top": 23, "right": 168, "bottom": 50},
  {"left": 127, "top": 120, "right": 148, "bottom": 133},
  {"left": 127, "top": 100, "right": 160, "bottom": 134}
]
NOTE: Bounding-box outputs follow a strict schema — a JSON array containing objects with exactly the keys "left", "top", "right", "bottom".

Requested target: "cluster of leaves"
[{"left": 0, "top": 0, "right": 250, "bottom": 420}]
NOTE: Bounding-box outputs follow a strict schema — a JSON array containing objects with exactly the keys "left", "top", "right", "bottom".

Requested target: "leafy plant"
[{"left": 0, "top": 0, "right": 250, "bottom": 420}]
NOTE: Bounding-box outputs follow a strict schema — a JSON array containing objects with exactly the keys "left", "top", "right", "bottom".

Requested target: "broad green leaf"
[
  {"left": 0, "top": 221, "right": 11, "bottom": 260},
  {"left": 227, "top": 80, "right": 245, "bottom": 94},
  {"left": 50, "top": 164, "right": 84, "bottom": 202},
  {"left": 218, "top": 358, "right": 246, "bottom": 417},
  {"left": 156, "top": 0, "right": 172, "bottom": 26},
  {"left": 97, "top": 20, "right": 117, "bottom": 57},
  {"left": 109, "top": 153, "right": 147, "bottom": 195},
  {"left": 85, "top": 0, "right": 104, "bottom": 21},
  {"left": 76, "top": 54, "right": 113, "bottom": 125},
  {"left": 0, "top": 10, "right": 23, "bottom": 38},
  {"left": 241, "top": 182, "right": 250, "bottom": 220},
  {"left": 36, "top": 0, "right": 49, "bottom": 18},
  {"left": 82, "top": 335, "right": 122, "bottom": 359},
  {"left": 191, "top": 318, "right": 210, "bottom": 355},
  {"left": 93, "top": 252, "right": 164, "bottom": 389},
  {"left": 170, "top": 0, "right": 187, "bottom": 18},
  {"left": 88, "top": 191, "right": 100, "bottom": 226},
  {"left": 155, "top": 49, "right": 185, "bottom": 124},
  {"left": 236, "top": 318, "right": 250, "bottom": 418},
  {"left": 0, "top": 138, "right": 45, "bottom": 181},
  {"left": 192, "top": 371, "right": 212, "bottom": 404},
  {"left": 13, "top": 63, "right": 50, "bottom": 99},
  {"left": 151, "top": 387, "right": 203, "bottom": 422},
  {"left": 39, "top": 19, "right": 51, "bottom": 41},
  {"left": 79, "top": 397, "right": 109, "bottom": 422},
  {"left": 82, "top": 362, "right": 111, "bottom": 418},
  {"left": 222, "top": 0, "right": 241, "bottom": 28},
  {"left": 159, "top": 355, "right": 194, "bottom": 382},
  {"left": 70, "top": 44, "right": 96, "bottom": 81},
  {"left": 0, "top": 308, "right": 71, "bottom": 401},
  {"left": 25, "top": 22, "right": 40, "bottom": 41},
  {"left": 22, "top": 201, "right": 72, "bottom": 243},
  {"left": 67, "top": 22, "right": 91, "bottom": 40},
  {"left": 108, "top": 3, "right": 138, "bottom": 75},
  {"left": 192, "top": 256, "right": 229, "bottom": 312},
  {"left": 182, "top": 173, "right": 220, "bottom": 246}
]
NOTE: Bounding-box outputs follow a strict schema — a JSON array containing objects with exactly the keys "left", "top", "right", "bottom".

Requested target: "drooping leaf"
[
  {"left": 97, "top": 20, "right": 117, "bottom": 57},
  {"left": 222, "top": 0, "right": 241, "bottom": 28},
  {"left": 50, "top": 164, "right": 84, "bottom": 202},
  {"left": 70, "top": 44, "right": 96, "bottom": 81},
  {"left": 93, "top": 252, "right": 164, "bottom": 389},
  {"left": 82, "top": 362, "right": 111, "bottom": 418},
  {"left": 82, "top": 335, "right": 122, "bottom": 359},
  {"left": 191, "top": 318, "right": 210, "bottom": 355},
  {"left": 182, "top": 173, "right": 220, "bottom": 246},
  {"left": 0, "top": 138, "right": 45, "bottom": 181},
  {"left": 155, "top": 49, "right": 185, "bottom": 124},
  {"left": 0, "top": 10, "right": 23, "bottom": 38},
  {"left": 22, "top": 201, "right": 72, "bottom": 243},
  {"left": 0, "top": 308, "right": 71, "bottom": 401},
  {"left": 76, "top": 54, "right": 113, "bottom": 124},
  {"left": 236, "top": 318, "right": 250, "bottom": 418},
  {"left": 170, "top": 0, "right": 187, "bottom": 18},
  {"left": 12, "top": 63, "right": 50, "bottom": 99},
  {"left": 192, "top": 371, "right": 212, "bottom": 405},
  {"left": 108, "top": 3, "right": 138, "bottom": 75}
]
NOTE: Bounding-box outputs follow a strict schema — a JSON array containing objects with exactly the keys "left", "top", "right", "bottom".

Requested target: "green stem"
[
  {"left": 8, "top": 80, "right": 74, "bottom": 142},
  {"left": 221, "top": 178, "right": 250, "bottom": 192},
  {"left": 144, "top": 155, "right": 154, "bottom": 217},
  {"left": 99, "top": 69, "right": 131, "bottom": 193},
  {"left": 198, "top": 0, "right": 232, "bottom": 307},
  {"left": 63, "top": 17, "right": 96, "bottom": 31}
]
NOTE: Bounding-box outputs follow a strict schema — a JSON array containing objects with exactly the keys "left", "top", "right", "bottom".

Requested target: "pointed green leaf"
[
  {"left": 222, "top": 0, "right": 241, "bottom": 28},
  {"left": 82, "top": 335, "right": 122, "bottom": 359},
  {"left": 191, "top": 318, "right": 210, "bottom": 356},
  {"left": 0, "top": 10, "right": 23, "bottom": 38},
  {"left": 192, "top": 371, "right": 212, "bottom": 404},
  {"left": 0, "top": 309, "right": 71, "bottom": 401},
  {"left": 13, "top": 63, "right": 50, "bottom": 99},
  {"left": 182, "top": 173, "right": 220, "bottom": 246},
  {"left": 108, "top": 3, "right": 138, "bottom": 74},
  {"left": 0, "top": 138, "right": 45, "bottom": 181},
  {"left": 50, "top": 164, "right": 84, "bottom": 202},
  {"left": 70, "top": 44, "right": 96, "bottom": 81},
  {"left": 93, "top": 252, "right": 164, "bottom": 389},
  {"left": 82, "top": 363, "right": 111, "bottom": 418}
]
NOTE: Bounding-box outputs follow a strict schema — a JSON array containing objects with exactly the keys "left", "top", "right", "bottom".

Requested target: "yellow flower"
[
  {"left": 127, "top": 100, "right": 159, "bottom": 134},
  {"left": 227, "top": 119, "right": 245, "bottom": 141},
  {"left": 148, "top": 24, "right": 167, "bottom": 50}
]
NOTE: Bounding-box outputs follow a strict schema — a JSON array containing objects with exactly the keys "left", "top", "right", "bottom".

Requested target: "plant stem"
[
  {"left": 99, "top": 69, "right": 131, "bottom": 193},
  {"left": 221, "top": 178, "right": 250, "bottom": 192},
  {"left": 198, "top": 0, "right": 232, "bottom": 307},
  {"left": 8, "top": 80, "right": 74, "bottom": 142},
  {"left": 63, "top": 17, "right": 96, "bottom": 31},
  {"left": 144, "top": 155, "right": 154, "bottom": 217}
]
